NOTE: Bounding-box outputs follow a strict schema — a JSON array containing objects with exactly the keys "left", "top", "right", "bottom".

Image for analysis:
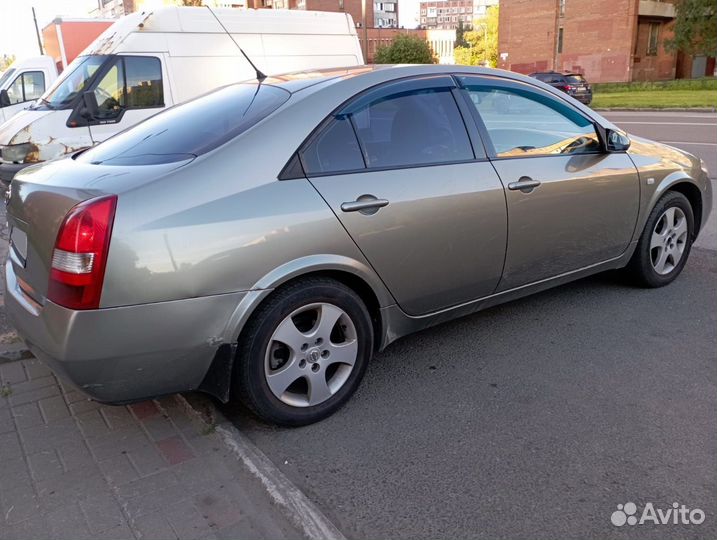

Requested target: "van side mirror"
[
  {"left": 606, "top": 129, "right": 631, "bottom": 152},
  {"left": 80, "top": 91, "right": 99, "bottom": 120},
  {"left": 0, "top": 89, "right": 10, "bottom": 108}
]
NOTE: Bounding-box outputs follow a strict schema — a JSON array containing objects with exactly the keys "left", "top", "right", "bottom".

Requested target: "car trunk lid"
[{"left": 6, "top": 157, "right": 192, "bottom": 305}]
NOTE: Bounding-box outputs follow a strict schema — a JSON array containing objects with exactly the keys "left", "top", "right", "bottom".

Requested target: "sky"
[
  {"left": 0, "top": 0, "right": 423, "bottom": 60},
  {"left": 0, "top": 0, "right": 98, "bottom": 59}
]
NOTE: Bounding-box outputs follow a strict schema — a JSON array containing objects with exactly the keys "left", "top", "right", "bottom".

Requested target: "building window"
[
  {"left": 559, "top": 0, "right": 566, "bottom": 17},
  {"left": 557, "top": 27, "right": 564, "bottom": 53},
  {"left": 647, "top": 22, "right": 660, "bottom": 56}
]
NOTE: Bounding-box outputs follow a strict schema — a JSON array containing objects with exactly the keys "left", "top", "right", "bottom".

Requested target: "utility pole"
[
  {"left": 32, "top": 7, "right": 43, "bottom": 55},
  {"left": 361, "top": 0, "right": 369, "bottom": 63}
]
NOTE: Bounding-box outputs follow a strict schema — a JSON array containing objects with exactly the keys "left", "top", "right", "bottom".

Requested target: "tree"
[
  {"left": 454, "top": 6, "right": 499, "bottom": 67},
  {"left": 374, "top": 34, "right": 437, "bottom": 64},
  {"left": 0, "top": 54, "right": 16, "bottom": 72},
  {"left": 455, "top": 20, "right": 470, "bottom": 49},
  {"left": 665, "top": 0, "right": 717, "bottom": 55}
]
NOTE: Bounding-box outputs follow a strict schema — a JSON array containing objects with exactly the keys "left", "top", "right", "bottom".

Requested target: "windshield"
[
  {"left": 566, "top": 75, "right": 586, "bottom": 84},
  {"left": 78, "top": 83, "right": 291, "bottom": 165},
  {"left": 0, "top": 68, "right": 16, "bottom": 88},
  {"left": 42, "top": 55, "right": 107, "bottom": 108}
]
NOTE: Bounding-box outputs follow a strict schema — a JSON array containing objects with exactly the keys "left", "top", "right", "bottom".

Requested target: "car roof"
[{"left": 263, "top": 64, "right": 566, "bottom": 94}]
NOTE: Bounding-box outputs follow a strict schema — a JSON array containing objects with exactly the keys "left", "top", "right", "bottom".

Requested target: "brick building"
[
  {"left": 498, "top": 0, "right": 715, "bottom": 83},
  {"left": 420, "top": 1, "right": 492, "bottom": 30}
]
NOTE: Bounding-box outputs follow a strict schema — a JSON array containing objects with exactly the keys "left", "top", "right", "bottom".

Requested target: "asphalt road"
[{"left": 223, "top": 111, "right": 717, "bottom": 539}]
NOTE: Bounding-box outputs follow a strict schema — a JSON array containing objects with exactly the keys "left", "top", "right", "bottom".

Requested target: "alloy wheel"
[
  {"left": 264, "top": 302, "right": 358, "bottom": 407},
  {"left": 650, "top": 206, "right": 688, "bottom": 275}
]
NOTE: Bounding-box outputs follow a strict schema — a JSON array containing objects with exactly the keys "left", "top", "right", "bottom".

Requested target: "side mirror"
[
  {"left": 0, "top": 89, "right": 10, "bottom": 108},
  {"left": 606, "top": 129, "right": 631, "bottom": 152},
  {"left": 80, "top": 91, "right": 99, "bottom": 120}
]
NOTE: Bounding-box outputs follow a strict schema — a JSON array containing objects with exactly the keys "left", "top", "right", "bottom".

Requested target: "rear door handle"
[
  {"left": 508, "top": 177, "right": 541, "bottom": 193},
  {"left": 340, "top": 195, "right": 389, "bottom": 215}
]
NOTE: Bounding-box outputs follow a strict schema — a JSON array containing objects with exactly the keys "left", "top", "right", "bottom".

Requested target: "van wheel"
[
  {"left": 625, "top": 191, "right": 694, "bottom": 287},
  {"left": 234, "top": 278, "right": 373, "bottom": 426}
]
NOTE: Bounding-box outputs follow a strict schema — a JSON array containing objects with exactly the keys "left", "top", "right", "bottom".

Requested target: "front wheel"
[
  {"left": 625, "top": 191, "right": 694, "bottom": 287},
  {"left": 233, "top": 278, "right": 373, "bottom": 426}
]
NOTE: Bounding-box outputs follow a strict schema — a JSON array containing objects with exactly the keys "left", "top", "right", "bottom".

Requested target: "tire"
[
  {"left": 233, "top": 277, "right": 373, "bottom": 426},
  {"left": 625, "top": 191, "right": 694, "bottom": 288}
]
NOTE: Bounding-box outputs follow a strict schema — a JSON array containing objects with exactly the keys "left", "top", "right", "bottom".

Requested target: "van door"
[
  {"left": 83, "top": 55, "right": 168, "bottom": 142},
  {"left": 0, "top": 70, "right": 47, "bottom": 124}
]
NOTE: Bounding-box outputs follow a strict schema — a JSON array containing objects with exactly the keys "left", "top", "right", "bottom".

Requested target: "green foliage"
[
  {"left": 455, "top": 20, "right": 469, "bottom": 49},
  {"left": 0, "top": 54, "right": 16, "bottom": 72},
  {"left": 593, "top": 77, "right": 716, "bottom": 93},
  {"left": 665, "top": 0, "right": 717, "bottom": 55},
  {"left": 593, "top": 77, "right": 717, "bottom": 109},
  {"left": 374, "top": 34, "right": 437, "bottom": 64},
  {"left": 453, "top": 6, "right": 499, "bottom": 67}
]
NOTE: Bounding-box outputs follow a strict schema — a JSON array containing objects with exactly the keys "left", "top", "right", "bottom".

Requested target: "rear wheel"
[
  {"left": 234, "top": 278, "right": 373, "bottom": 426},
  {"left": 625, "top": 191, "right": 694, "bottom": 287}
]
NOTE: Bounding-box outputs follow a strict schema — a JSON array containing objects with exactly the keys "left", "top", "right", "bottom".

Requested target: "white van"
[
  {"left": 0, "top": 6, "right": 363, "bottom": 183},
  {"left": 0, "top": 56, "right": 58, "bottom": 126}
]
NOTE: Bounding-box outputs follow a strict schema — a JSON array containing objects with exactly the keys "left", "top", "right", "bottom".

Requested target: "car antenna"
[{"left": 204, "top": 5, "right": 267, "bottom": 82}]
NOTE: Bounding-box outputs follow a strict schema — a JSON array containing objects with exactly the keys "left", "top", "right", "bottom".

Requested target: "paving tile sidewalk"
[{"left": 0, "top": 357, "right": 301, "bottom": 540}]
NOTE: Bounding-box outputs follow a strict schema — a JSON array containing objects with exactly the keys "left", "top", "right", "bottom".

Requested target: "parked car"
[
  {"left": 5, "top": 65, "right": 711, "bottom": 426},
  {"left": 530, "top": 71, "right": 593, "bottom": 105},
  {"left": 0, "top": 20, "right": 114, "bottom": 126},
  {"left": 0, "top": 6, "right": 363, "bottom": 184}
]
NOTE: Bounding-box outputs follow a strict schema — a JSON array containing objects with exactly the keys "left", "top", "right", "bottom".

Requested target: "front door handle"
[
  {"left": 340, "top": 195, "right": 389, "bottom": 215},
  {"left": 508, "top": 177, "right": 541, "bottom": 193}
]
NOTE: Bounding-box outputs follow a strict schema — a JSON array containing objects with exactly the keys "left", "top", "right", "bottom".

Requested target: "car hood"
[{"left": 0, "top": 109, "right": 54, "bottom": 146}]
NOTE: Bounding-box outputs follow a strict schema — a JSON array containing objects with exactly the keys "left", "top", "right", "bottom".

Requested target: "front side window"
[
  {"left": 93, "top": 56, "right": 163, "bottom": 119},
  {"left": 6, "top": 71, "right": 45, "bottom": 104},
  {"left": 94, "top": 60, "right": 125, "bottom": 119},
  {"left": 459, "top": 78, "right": 601, "bottom": 158},
  {"left": 348, "top": 87, "right": 474, "bottom": 169}
]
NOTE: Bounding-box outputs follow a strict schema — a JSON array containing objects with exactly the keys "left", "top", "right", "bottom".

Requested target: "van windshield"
[
  {"left": 42, "top": 55, "right": 107, "bottom": 109},
  {"left": 78, "top": 83, "right": 291, "bottom": 166},
  {"left": 0, "top": 68, "right": 16, "bottom": 88}
]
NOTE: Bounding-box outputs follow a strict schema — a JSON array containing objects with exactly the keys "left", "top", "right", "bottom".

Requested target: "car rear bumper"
[
  {"left": 573, "top": 93, "right": 593, "bottom": 105},
  {"left": 4, "top": 262, "right": 247, "bottom": 403}
]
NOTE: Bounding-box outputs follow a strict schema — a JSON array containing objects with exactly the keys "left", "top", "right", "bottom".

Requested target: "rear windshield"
[
  {"left": 566, "top": 74, "right": 586, "bottom": 84},
  {"left": 78, "top": 83, "right": 290, "bottom": 166}
]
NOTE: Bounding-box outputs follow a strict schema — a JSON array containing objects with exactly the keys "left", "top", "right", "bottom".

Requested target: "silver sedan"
[{"left": 4, "top": 65, "right": 712, "bottom": 425}]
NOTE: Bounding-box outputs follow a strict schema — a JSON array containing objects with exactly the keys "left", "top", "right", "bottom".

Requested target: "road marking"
[
  {"left": 658, "top": 141, "right": 717, "bottom": 146},
  {"left": 615, "top": 121, "right": 717, "bottom": 126},
  {"left": 178, "top": 395, "right": 347, "bottom": 540}
]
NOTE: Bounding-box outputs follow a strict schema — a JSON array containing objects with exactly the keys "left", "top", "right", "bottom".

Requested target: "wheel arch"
[
  {"left": 666, "top": 181, "right": 703, "bottom": 237},
  {"left": 222, "top": 255, "right": 393, "bottom": 352}
]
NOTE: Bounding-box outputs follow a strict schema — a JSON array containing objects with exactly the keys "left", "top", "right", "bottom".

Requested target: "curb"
[
  {"left": 594, "top": 107, "right": 717, "bottom": 112},
  {"left": 177, "top": 393, "right": 347, "bottom": 540},
  {"left": 0, "top": 342, "right": 33, "bottom": 364}
]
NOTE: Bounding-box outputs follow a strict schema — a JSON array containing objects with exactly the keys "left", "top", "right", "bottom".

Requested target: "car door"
[
  {"left": 304, "top": 75, "right": 507, "bottom": 316},
  {"left": 456, "top": 75, "right": 640, "bottom": 291}
]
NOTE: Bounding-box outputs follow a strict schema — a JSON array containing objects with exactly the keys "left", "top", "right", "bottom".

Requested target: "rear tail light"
[{"left": 48, "top": 195, "right": 117, "bottom": 310}]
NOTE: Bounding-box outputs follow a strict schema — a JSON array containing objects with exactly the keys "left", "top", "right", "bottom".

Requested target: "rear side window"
[
  {"left": 78, "top": 83, "right": 290, "bottom": 166},
  {"left": 351, "top": 87, "right": 473, "bottom": 169},
  {"left": 301, "top": 116, "right": 365, "bottom": 175}
]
